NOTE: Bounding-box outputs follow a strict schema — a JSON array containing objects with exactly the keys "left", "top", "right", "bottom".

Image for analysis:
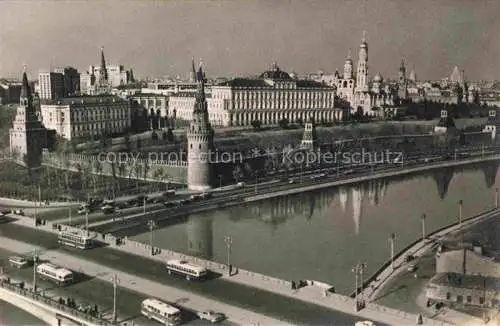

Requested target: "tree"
[
  {"left": 278, "top": 119, "right": 289, "bottom": 129},
  {"left": 166, "top": 128, "right": 174, "bottom": 142},
  {"left": 251, "top": 120, "right": 262, "bottom": 130},
  {"left": 232, "top": 165, "right": 243, "bottom": 182}
]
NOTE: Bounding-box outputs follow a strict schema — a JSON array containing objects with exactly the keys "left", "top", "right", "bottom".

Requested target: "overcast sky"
[{"left": 0, "top": 0, "right": 498, "bottom": 81}]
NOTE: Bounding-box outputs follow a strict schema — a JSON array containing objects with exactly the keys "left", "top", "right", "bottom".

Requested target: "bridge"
[{"left": 0, "top": 277, "right": 112, "bottom": 326}]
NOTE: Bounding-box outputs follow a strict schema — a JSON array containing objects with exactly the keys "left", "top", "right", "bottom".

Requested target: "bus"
[
  {"left": 141, "top": 298, "right": 182, "bottom": 326},
  {"left": 165, "top": 260, "right": 207, "bottom": 281},
  {"left": 9, "top": 256, "right": 32, "bottom": 269},
  {"left": 36, "top": 263, "right": 73, "bottom": 285},
  {"left": 58, "top": 231, "right": 93, "bottom": 249}
]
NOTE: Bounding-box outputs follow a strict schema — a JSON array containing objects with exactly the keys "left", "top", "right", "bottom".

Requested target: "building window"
[
  {"left": 479, "top": 297, "right": 485, "bottom": 305},
  {"left": 446, "top": 292, "right": 451, "bottom": 300},
  {"left": 466, "top": 296, "right": 472, "bottom": 303},
  {"left": 457, "top": 295, "right": 463, "bottom": 303}
]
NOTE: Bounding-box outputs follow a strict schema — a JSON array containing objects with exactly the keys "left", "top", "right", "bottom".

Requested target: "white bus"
[
  {"left": 36, "top": 263, "right": 74, "bottom": 285},
  {"left": 141, "top": 298, "right": 182, "bottom": 326},
  {"left": 9, "top": 256, "right": 31, "bottom": 269},
  {"left": 58, "top": 231, "right": 93, "bottom": 249},
  {"left": 166, "top": 260, "right": 208, "bottom": 281}
]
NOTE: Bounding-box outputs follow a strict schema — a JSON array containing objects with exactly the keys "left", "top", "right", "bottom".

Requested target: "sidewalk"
[
  {"left": 0, "top": 236, "right": 292, "bottom": 326},
  {"left": 0, "top": 197, "right": 79, "bottom": 208},
  {"left": 364, "top": 208, "right": 500, "bottom": 302}
]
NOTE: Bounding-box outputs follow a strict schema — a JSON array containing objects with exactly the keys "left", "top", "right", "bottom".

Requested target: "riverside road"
[
  {"left": 87, "top": 148, "right": 500, "bottom": 236},
  {"left": 0, "top": 221, "right": 376, "bottom": 326}
]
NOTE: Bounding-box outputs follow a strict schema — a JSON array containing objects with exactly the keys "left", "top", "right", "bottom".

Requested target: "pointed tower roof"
[
  {"left": 345, "top": 50, "right": 353, "bottom": 63},
  {"left": 194, "top": 63, "right": 207, "bottom": 112},
  {"left": 360, "top": 31, "right": 368, "bottom": 48},
  {"left": 100, "top": 46, "right": 108, "bottom": 80},
  {"left": 400, "top": 59, "right": 405, "bottom": 70},
  {"left": 191, "top": 57, "right": 196, "bottom": 76},
  {"left": 20, "top": 69, "right": 31, "bottom": 100}
]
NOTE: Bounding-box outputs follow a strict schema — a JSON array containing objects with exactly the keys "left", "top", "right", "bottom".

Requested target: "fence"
[{"left": 0, "top": 278, "right": 113, "bottom": 326}]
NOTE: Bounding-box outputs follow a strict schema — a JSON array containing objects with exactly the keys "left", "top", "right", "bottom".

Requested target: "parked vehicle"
[
  {"left": 197, "top": 310, "right": 226, "bottom": 323},
  {"left": 200, "top": 192, "right": 212, "bottom": 199},
  {"left": 141, "top": 298, "right": 181, "bottom": 326},
  {"left": 9, "top": 256, "right": 32, "bottom": 269},
  {"left": 58, "top": 231, "right": 93, "bottom": 249},
  {"left": 36, "top": 263, "right": 73, "bottom": 285},
  {"left": 166, "top": 260, "right": 207, "bottom": 281}
]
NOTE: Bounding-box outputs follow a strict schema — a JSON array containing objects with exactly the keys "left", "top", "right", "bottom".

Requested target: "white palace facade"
[{"left": 168, "top": 63, "right": 344, "bottom": 127}]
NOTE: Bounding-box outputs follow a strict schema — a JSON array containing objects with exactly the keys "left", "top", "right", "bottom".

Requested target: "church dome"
[
  {"left": 373, "top": 73, "right": 382, "bottom": 82},
  {"left": 260, "top": 62, "right": 292, "bottom": 80}
]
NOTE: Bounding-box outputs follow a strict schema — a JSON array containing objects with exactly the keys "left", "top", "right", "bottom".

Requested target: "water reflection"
[
  {"left": 187, "top": 214, "right": 213, "bottom": 260},
  {"left": 134, "top": 160, "right": 500, "bottom": 294}
]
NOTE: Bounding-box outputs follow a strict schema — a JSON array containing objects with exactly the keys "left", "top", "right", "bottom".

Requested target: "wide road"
[
  {"left": 0, "top": 221, "right": 376, "bottom": 326},
  {"left": 90, "top": 146, "right": 500, "bottom": 235},
  {"left": 0, "top": 246, "right": 237, "bottom": 326}
]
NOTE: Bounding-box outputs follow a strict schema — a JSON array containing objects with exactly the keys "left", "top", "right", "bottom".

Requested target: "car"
[
  {"left": 407, "top": 263, "right": 417, "bottom": 272},
  {"left": 288, "top": 178, "right": 295, "bottom": 184},
  {"left": 200, "top": 192, "right": 212, "bottom": 199},
  {"left": 13, "top": 209, "right": 24, "bottom": 215},
  {"left": 355, "top": 321, "right": 376, "bottom": 326},
  {"left": 163, "top": 201, "right": 177, "bottom": 208},
  {"left": 197, "top": 310, "right": 226, "bottom": 323},
  {"left": 77, "top": 207, "right": 89, "bottom": 215}
]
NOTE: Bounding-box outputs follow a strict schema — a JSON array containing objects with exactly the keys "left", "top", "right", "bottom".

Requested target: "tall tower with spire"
[
  {"left": 189, "top": 58, "right": 196, "bottom": 83},
  {"left": 398, "top": 59, "right": 408, "bottom": 100},
  {"left": 187, "top": 62, "right": 214, "bottom": 191},
  {"left": 9, "top": 70, "right": 45, "bottom": 168},
  {"left": 95, "top": 46, "right": 110, "bottom": 94},
  {"left": 356, "top": 31, "right": 369, "bottom": 91},
  {"left": 336, "top": 50, "right": 355, "bottom": 103}
]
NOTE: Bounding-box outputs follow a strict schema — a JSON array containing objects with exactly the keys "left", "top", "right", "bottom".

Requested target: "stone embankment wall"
[{"left": 42, "top": 152, "right": 188, "bottom": 184}]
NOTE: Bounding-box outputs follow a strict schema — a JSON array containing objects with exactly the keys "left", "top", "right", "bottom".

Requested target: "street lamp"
[
  {"left": 111, "top": 274, "right": 119, "bottom": 323},
  {"left": 224, "top": 235, "right": 232, "bottom": 275},
  {"left": 147, "top": 220, "right": 156, "bottom": 256},
  {"left": 458, "top": 200, "right": 463, "bottom": 226},
  {"left": 352, "top": 262, "right": 367, "bottom": 311},
  {"left": 496, "top": 188, "right": 499, "bottom": 209},
  {"left": 218, "top": 174, "right": 223, "bottom": 189},
  {"left": 389, "top": 233, "right": 397, "bottom": 270},
  {"left": 421, "top": 213, "right": 426, "bottom": 240},
  {"left": 32, "top": 248, "right": 38, "bottom": 293}
]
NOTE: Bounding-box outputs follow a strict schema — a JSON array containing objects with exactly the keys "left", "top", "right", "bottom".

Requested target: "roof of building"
[
  {"left": 42, "top": 95, "right": 128, "bottom": 105},
  {"left": 218, "top": 77, "right": 331, "bottom": 89},
  {"left": 436, "top": 114, "right": 456, "bottom": 128},
  {"left": 430, "top": 273, "right": 500, "bottom": 291}
]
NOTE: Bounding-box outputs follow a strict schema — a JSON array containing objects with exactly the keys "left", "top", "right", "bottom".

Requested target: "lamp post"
[
  {"left": 458, "top": 199, "right": 463, "bottom": 226},
  {"left": 143, "top": 196, "right": 146, "bottom": 215},
  {"left": 254, "top": 175, "right": 258, "bottom": 193},
  {"left": 218, "top": 175, "right": 222, "bottom": 189},
  {"left": 147, "top": 220, "right": 156, "bottom": 256},
  {"left": 111, "top": 274, "right": 119, "bottom": 324},
  {"left": 496, "top": 188, "right": 499, "bottom": 209},
  {"left": 85, "top": 209, "right": 89, "bottom": 236},
  {"left": 32, "top": 248, "right": 38, "bottom": 293},
  {"left": 224, "top": 235, "right": 232, "bottom": 274},
  {"left": 68, "top": 206, "right": 72, "bottom": 226},
  {"left": 421, "top": 213, "right": 426, "bottom": 240},
  {"left": 352, "top": 265, "right": 359, "bottom": 311},
  {"left": 389, "top": 233, "right": 397, "bottom": 270}
]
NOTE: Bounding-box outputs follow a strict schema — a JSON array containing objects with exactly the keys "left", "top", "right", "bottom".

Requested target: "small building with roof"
[
  {"left": 433, "top": 110, "right": 457, "bottom": 135},
  {"left": 301, "top": 116, "right": 318, "bottom": 150},
  {"left": 483, "top": 109, "right": 500, "bottom": 140}
]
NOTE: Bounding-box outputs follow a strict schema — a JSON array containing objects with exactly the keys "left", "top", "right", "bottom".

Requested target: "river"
[{"left": 131, "top": 160, "right": 500, "bottom": 294}]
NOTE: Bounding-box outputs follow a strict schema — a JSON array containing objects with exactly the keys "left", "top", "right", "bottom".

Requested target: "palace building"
[{"left": 40, "top": 95, "right": 131, "bottom": 141}]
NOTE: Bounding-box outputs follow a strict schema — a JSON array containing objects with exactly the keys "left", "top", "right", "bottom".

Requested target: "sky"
[{"left": 0, "top": 0, "right": 498, "bottom": 81}]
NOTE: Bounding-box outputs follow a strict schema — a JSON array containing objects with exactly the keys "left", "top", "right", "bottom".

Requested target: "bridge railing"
[{"left": 0, "top": 279, "right": 114, "bottom": 325}]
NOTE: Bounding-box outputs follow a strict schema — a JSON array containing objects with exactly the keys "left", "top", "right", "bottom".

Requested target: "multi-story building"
[
  {"left": 129, "top": 93, "right": 169, "bottom": 130},
  {"left": 9, "top": 71, "right": 49, "bottom": 167},
  {"left": 213, "top": 62, "right": 341, "bottom": 127},
  {"left": 40, "top": 95, "right": 131, "bottom": 141},
  {"left": 38, "top": 71, "right": 64, "bottom": 100},
  {"left": 0, "top": 79, "right": 22, "bottom": 104},
  {"left": 53, "top": 66, "right": 80, "bottom": 96},
  {"left": 80, "top": 47, "right": 132, "bottom": 95}
]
